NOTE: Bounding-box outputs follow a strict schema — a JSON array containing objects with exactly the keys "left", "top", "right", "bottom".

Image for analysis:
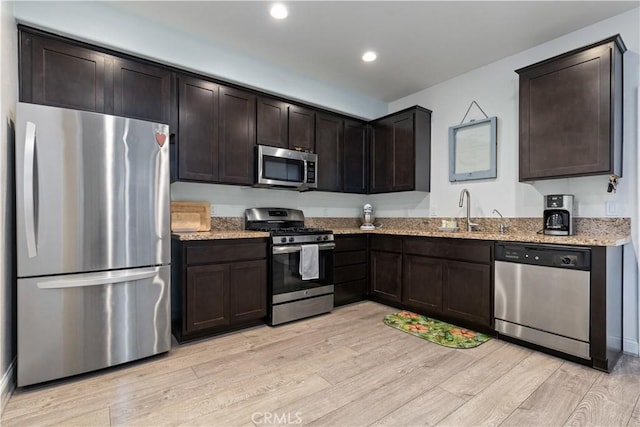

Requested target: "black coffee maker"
[{"left": 543, "top": 195, "right": 575, "bottom": 236}]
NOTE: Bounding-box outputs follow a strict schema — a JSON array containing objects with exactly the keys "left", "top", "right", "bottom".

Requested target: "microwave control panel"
[{"left": 307, "top": 162, "right": 316, "bottom": 184}]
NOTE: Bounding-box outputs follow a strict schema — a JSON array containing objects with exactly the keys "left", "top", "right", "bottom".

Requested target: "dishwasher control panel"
[{"left": 495, "top": 242, "right": 590, "bottom": 270}]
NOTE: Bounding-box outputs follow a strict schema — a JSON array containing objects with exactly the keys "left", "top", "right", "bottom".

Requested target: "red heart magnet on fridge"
[{"left": 155, "top": 133, "right": 167, "bottom": 147}]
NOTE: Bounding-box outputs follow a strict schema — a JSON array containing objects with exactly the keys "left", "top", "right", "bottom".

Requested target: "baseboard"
[
  {"left": 623, "top": 338, "right": 639, "bottom": 356},
  {"left": 1, "top": 358, "right": 16, "bottom": 415}
]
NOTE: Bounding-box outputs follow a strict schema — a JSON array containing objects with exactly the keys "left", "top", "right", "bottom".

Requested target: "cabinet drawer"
[
  {"left": 334, "top": 280, "right": 367, "bottom": 307},
  {"left": 334, "top": 250, "right": 366, "bottom": 267},
  {"left": 447, "top": 241, "right": 491, "bottom": 264},
  {"left": 335, "top": 236, "right": 367, "bottom": 252},
  {"left": 186, "top": 241, "right": 266, "bottom": 265},
  {"left": 335, "top": 264, "right": 367, "bottom": 283},
  {"left": 403, "top": 238, "right": 443, "bottom": 258},
  {"left": 404, "top": 237, "right": 491, "bottom": 264},
  {"left": 370, "top": 235, "right": 402, "bottom": 253}
]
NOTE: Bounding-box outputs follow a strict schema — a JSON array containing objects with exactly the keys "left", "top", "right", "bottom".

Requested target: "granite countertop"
[
  {"left": 331, "top": 228, "right": 630, "bottom": 247},
  {"left": 172, "top": 230, "right": 269, "bottom": 241},
  {"left": 172, "top": 227, "right": 629, "bottom": 246}
]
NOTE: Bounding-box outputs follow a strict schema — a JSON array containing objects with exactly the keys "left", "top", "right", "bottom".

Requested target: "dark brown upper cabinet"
[
  {"left": 314, "top": 115, "right": 368, "bottom": 193},
  {"left": 288, "top": 105, "right": 315, "bottom": 152},
  {"left": 113, "top": 58, "right": 173, "bottom": 125},
  {"left": 218, "top": 86, "right": 257, "bottom": 185},
  {"left": 20, "top": 28, "right": 173, "bottom": 126},
  {"left": 256, "top": 98, "right": 316, "bottom": 152},
  {"left": 343, "top": 120, "right": 368, "bottom": 194},
  {"left": 257, "top": 96, "right": 288, "bottom": 148},
  {"left": 315, "top": 113, "right": 343, "bottom": 192},
  {"left": 175, "top": 75, "right": 256, "bottom": 185},
  {"left": 369, "top": 106, "right": 431, "bottom": 193},
  {"left": 19, "top": 31, "right": 113, "bottom": 114},
  {"left": 177, "top": 75, "right": 219, "bottom": 182},
  {"left": 517, "top": 35, "right": 625, "bottom": 181}
]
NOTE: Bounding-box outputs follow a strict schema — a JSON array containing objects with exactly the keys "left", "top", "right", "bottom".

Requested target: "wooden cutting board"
[{"left": 171, "top": 201, "right": 211, "bottom": 232}]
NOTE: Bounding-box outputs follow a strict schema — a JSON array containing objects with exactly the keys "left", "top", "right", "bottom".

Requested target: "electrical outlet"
[
  {"left": 605, "top": 201, "right": 618, "bottom": 216},
  {"left": 429, "top": 207, "right": 437, "bottom": 217},
  {"left": 210, "top": 204, "right": 215, "bottom": 216}
]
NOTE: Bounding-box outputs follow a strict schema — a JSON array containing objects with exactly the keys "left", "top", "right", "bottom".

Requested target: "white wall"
[
  {"left": 171, "top": 182, "right": 368, "bottom": 218},
  {"left": 0, "top": 0, "right": 17, "bottom": 410},
  {"left": 389, "top": 9, "right": 640, "bottom": 355},
  {"left": 13, "top": 1, "right": 387, "bottom": 120}
]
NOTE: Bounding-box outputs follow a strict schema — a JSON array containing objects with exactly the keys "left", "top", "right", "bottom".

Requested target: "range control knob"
[
  {"left": 323, "top": 235, "right": 329, "bottom": 240},
  {"left": 316, "top": 236, "right": 322, "bottom": 241},
  {"left": 288, "top": 237, "right": 295, "bottom": 243},
  {"left": 280, "top": 237, "right": 287, "bottom": 243}
]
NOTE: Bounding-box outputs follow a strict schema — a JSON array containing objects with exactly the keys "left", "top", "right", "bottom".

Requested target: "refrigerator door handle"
[
  {"left": 37, "top": 268, "right": 159, "bottom": 289},
  {"left": 23, "top": 121, "right": 38, "bottom": 258}
]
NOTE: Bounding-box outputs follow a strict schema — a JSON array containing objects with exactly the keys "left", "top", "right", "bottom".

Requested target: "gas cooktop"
[{"left": 244, "top": 208, "right": 334, "bottom": 245}]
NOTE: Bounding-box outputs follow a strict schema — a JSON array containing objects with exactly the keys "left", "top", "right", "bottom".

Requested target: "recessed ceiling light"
[
  {"left": 362, "top": 51, "right": 377, "bottom": 62},
  {"left": 270, "top": 3, "right": 288, "bottom": 20}
]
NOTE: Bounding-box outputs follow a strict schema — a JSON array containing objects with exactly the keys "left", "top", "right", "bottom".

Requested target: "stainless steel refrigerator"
[{"left": 15, "top": 102, "right": 171, "bottom": 386}]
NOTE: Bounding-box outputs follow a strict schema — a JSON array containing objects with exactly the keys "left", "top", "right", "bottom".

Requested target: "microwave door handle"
[{"left": 303, "top": 160, "right": 308, "bottom": 185}]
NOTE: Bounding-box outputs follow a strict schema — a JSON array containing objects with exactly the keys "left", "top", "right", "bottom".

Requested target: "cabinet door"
[
  {"left": 403, "top": 255, "right": 443, "bottom": 313},
  {"left": 288, "top": 105, "right": 315, "bottom": 152},
  {"left": 443, "top": 260, "right": 491, "bottom": 327},
  {"left": 257, "top": 97, "right": 288, "bottom": 148},
  {"left": 315, "top": 113, "right": 343, "bottom": 192},
  {"left": 113, "top": 58, "right": 172, "bottom": 124},
  {"left": 370, "top": 251, "right": 402, "bottom": 303},
  {"left": 218, "top": 86, "right": 256, "bottom": 185},
  {"left": 229, "top": 259, "right": 267, "bottom": 323},
  {"left": 177, "top": 75, "right": 219, "bottom": 182},
  {"left": 343, "top": 120, "right": 367, "bottom": 194},
  {"left": 518, "top": 44, "right": 615, "bottom": 180},
  {"left": 185, "top": 264, "right": 230, "bottom": 333},
  {"left": 21, "top": 33, "right": 112, "bottom": 113},
  {"left": 391, "top": 112, "right": 414, "bottom": 191},
  {"left": 370, "top": 119, "right": 393, "bottom": 193}
]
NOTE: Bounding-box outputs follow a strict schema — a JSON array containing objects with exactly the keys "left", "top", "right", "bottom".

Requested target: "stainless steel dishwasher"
[{"left": 494, "top": 242, "right": 591, "bottom": 359}]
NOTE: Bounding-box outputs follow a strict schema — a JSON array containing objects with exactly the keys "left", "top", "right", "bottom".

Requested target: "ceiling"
[{"left": 107, "top": 1, "right": 639, "bottom": 102}]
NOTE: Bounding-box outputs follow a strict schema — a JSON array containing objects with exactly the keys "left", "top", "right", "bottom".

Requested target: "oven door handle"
[{"left": 272, "top": 242, "right": 335, "bottom": 254}]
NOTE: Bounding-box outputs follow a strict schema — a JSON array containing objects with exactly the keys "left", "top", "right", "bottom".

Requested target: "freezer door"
[
  {"left": 17, "top": 265, "right": 171, "bottom": 386},
  {"left": 16, "top": 102, "right": 170, "bottom": 277}
]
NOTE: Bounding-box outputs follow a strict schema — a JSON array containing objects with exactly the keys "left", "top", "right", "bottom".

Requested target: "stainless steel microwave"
[{"left": 256, "top": 145, "right": 317, "bottom": 190}]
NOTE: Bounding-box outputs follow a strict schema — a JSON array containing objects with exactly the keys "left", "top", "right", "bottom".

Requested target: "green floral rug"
[{"left": 383, "top": 311, "right": 491, "bottom": 349}]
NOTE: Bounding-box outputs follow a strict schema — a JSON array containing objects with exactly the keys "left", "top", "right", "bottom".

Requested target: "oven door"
[{"left": 271, "top": 242, "right": 334, "bottom": 303}]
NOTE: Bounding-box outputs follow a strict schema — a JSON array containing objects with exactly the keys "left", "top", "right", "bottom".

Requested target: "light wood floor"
[{"left": 2, "top": 301, "right": 640, "bottom": 426}]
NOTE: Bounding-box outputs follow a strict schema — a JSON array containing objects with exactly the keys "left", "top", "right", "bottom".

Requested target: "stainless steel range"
[{"left": 245, "top": 208, "right": 334, "bottom": 325}]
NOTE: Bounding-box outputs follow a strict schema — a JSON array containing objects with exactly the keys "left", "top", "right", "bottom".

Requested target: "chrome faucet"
[
  {"left": 492, "top": 209, "right": 508, "bottom": 234},
  {"left": 459, "top": 189, "right": 478, "bottom": 232}
]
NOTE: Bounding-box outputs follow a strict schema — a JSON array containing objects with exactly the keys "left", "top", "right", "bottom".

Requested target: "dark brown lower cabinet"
[
  {"left": 186, "top": 264, "right": 229, "bottom": 331},
  {"left": 334, "top": 235, "right": 368, "bottom": 306},
  {"left": 229, "top": 260, "right": 267, "bottom": 323},
  {"left": 370, "top": 251, "right": 402, "bottom": 304},
  {"left": 403, "top": 254, "right": 443, "bottom": 313},
  {"left": 172, "top": 238, "right": 267, "bottom": 342},
  {"left": 369, "top": 235, "right": 403, "bottom": 305},
  {"left": 442, "top": 260, "right": 491, "bottom": 327},
  {"left": 371, "top": 236, "right": 493, "bottom": 331}
]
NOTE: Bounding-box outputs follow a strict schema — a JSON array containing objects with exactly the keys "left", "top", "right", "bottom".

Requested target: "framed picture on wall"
[{"left": 448, "top": 116, "right": 497, "bottom": 182}]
